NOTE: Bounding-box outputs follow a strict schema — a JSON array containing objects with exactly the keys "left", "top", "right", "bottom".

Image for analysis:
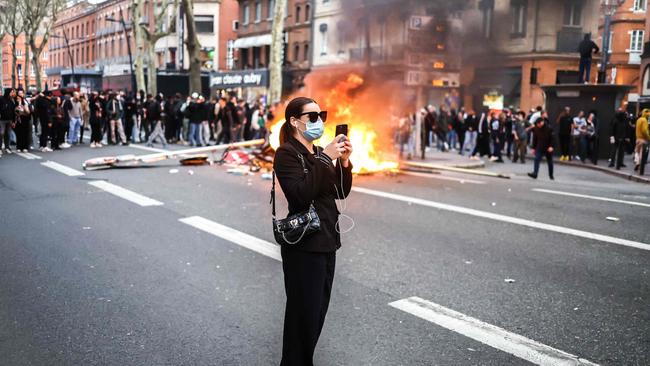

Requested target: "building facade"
[
  {"left": 461, "top": 0, "right": 600, "bottom": 112},
  {"left": 310, "top": 0, "right": 463, "bottom": 109},
  {"left": 598, "top": 0, "right": 647, "bottom": 103},
  {"left": 213, "top": 0, "right": 312, "bottom": 101},
  {"left": 1, "top": 34, "right": 49, "bottom": 90},
  {"left": 639, "top": 3, "right": 650, "bottom": 107}
]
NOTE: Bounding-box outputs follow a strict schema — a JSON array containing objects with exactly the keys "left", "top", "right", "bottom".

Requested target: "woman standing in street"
[
  {"left": 14, "top": 92, "right": 32, "bottom": 152},
  {"left": 273, "top": 97, "right": 353, "bottom": 366},
  {"left": 89, "top": 92, "right": 104, "bottom": 148}
]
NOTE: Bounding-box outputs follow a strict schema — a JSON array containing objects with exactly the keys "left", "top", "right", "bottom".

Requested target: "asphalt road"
[{"left": 1, "top": 142, "right": 649, "bottom": 366}]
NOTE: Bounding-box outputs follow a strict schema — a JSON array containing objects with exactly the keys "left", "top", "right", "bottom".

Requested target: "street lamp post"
[
  {"left": 106, "top": 8, "right": 137, "bottom": 93},
  {"left": 51, "top": 29, "right": 75, "bottom": 87},
  {"left": 598, "top": 0, "right": 625, "bottom": 84}
]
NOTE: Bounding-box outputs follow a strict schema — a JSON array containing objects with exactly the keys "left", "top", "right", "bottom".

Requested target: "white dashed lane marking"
[
  {"left": 88, "top": 180, "right": 163, "bottom": 207},
  {"left": 389, "top": 296, "right": 598, "bottom": 366},
  {"left": 352, "top": 186, "right": 650, "bottom": 251}
]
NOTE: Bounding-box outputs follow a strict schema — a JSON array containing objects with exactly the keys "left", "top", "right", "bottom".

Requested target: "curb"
[{"left": 555, "top": 160, "right": 650, "bottom": 184}]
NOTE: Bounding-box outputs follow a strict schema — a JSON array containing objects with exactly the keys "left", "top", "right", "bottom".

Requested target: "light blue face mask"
[{"left": 297, "top": 118, "right": 324, "bottom": 141}]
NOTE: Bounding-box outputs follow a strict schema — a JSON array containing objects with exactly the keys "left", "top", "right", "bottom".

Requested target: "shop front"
[{"left": 210, "top": 69, "right": 269, "bottom": 102}]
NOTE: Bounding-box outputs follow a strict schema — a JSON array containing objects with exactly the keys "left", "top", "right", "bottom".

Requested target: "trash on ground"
[
  {"left": 491, "top": 202, "right": 497, "bottom": 206},
  {"left": 261, "top": 172, "right": 273, "bottom": 180},
  {"left": 223, "top": 149, "right": 251, "bottom": 165},
  {"left": 504, "top": 278, "right": 516, "bottom": 283},
  {"left": 169, "top": 169, "right": 179, "bottom": 174},
  {"left": 180, "top": 154, "right": 209, "bottom": 166},
  {"left": 82, "top": 226, "right": 92, "bottom": 230},
  {"left": 188, "top": 170, "right": 195, "bottom": 175},
  {"left": 606, "top": 217, "right": 620, "bottom": 222}
]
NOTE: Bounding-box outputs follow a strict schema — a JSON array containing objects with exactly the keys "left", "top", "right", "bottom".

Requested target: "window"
[
  {"left": 268, "top": 0, "right": 274, "bottom": 18},
  {"left": 195, "top": 15, "right": 214, "bottom": 33},
  {"left": 243, "top": 4, "right": 250, "bottom": 24},
  {"left": 294, "top": 43, "right": 300, "bottom": 61},
  {"left": 511, "top": 0, "right": 527, "bottom": 37},
  {"left": 255, "top": 1, "right": 261, "bottom": 22},
  {"left": 633, "top": 0, "right": 647, "bottom": 12},
  {"left": 17, "top": 64, "right": 22, "bottom": 77},
  {"left": 296, "top": 5, "right": 301, "bottom": 23},
  {"left": 479, "top": 0, "right": 494, "bottom": 39},
  {"left": 305, "top": 4, "right": 310, "bottom": 22},
  {"left": 304, "top": 43, "right": 309, "bottom": 61},
  {"left": 319, "top": 24, "right": 328, "bottom": 55},
  {"left": 630, "top": 30, "right": 644, "bottom": 52},
  {"left": 563, "top": 0, "right": 582, "bottom": 26}
]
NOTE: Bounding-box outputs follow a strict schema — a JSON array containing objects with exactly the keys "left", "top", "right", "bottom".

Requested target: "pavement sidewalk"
[{"left": 405, "top": 149, "right": 650, "bottom": 184}]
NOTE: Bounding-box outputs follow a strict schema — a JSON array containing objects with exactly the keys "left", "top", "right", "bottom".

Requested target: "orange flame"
[{"left": 269, "top": 73, "right": 398, "bottom": 174}]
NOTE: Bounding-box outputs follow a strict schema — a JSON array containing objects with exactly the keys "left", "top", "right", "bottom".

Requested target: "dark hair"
[{"left": 279, "top": 97, "right": 315, "bottom": 145}]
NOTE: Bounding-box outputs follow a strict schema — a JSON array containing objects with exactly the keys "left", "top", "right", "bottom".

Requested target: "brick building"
[
  {"left": 639, "top": 3, "right": 650, "bottom": 107},
  {"left": 212, "top": 0, "right": 312, "bottom": 100},
  {"left": 1, "top": 34, "right": 49, "bottom": 91},
  {"left": 598, "top": 0, "right": 647, "bottom": 103},
  {"left": 310, "top": 0, "right": 462, "bottom": 109},
  {"left": 461, "top": 0, "right": 600, "bottom": 112}
]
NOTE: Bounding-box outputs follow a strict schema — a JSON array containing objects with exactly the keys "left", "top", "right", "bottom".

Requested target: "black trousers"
[
  {"left": 90, "top": 120, "right": 103, "bottom": 143},
  {"left": 609, "top": 140, "right": 625, "bottom": 168},
  {"left": 280, "top": 248, "right": 336, "bottom": 366},
  {"left": 15, "top": 120, "right": 31, "bottom": 150},
  {"left": 39, "top": 120, "right": 50, "bottom": 148},
  {"left": 559, "top": 134, "right": 571, "bottom": 157}
]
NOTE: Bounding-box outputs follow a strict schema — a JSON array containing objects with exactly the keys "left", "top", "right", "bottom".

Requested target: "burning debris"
[{"left": 269, "top": 73, "right": 400, "bottom": 174}]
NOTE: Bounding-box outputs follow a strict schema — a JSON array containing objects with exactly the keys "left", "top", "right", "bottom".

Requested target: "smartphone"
[{"left": 335, "top": 124, "right": 349, "bottom": 142}]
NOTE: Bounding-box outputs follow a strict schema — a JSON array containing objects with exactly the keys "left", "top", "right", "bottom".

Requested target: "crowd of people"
[
  {"left": 0, "top": 87, "right": 276, "bottom": 156},
  {"left": 395, "top": 104, "right": 650, "bottom": 178}
]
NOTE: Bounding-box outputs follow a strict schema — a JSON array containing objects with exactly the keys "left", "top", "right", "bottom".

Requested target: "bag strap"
[{"left": 271, "top": 148, "right": 307, "bottom": 219}]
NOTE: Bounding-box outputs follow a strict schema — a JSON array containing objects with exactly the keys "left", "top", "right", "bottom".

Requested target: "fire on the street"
[{"left": 269, "top": 73, "right": 399, "bottom": 174}]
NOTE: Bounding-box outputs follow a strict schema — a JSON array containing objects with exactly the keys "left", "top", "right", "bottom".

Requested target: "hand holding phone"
[{"left": 335, "top": 124, "right": 348, "bottom": 142}]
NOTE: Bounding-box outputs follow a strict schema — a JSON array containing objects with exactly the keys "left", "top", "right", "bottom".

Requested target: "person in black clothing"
[
  {"left": 216, "top": 97, "right": 236, "bottom": 144},
  {"left": 33, "top": 92, "right": 53, "bottom": 151},
  {"left": 424, "top": 106, "right": 436, "bottom": 148},
  {"left": 89, "top": 92, "right": 104, "bottom": 148},
  {"left": 124, "top": 94, "right": 137, "bottom": 142},
  {"left": 0, "top": 88, "right": 17, "bottom": 154},
  {"left": 51, "top": 96, "right": 65, "bottom": 150},
  {"left": 609, "top": 107, "right": 629, "bottom": 169},
  {"left": 273, "top": 97, "right": 353, "bottom": 366},
  {"left": 472, "top": 110, "right": 491, "bottom": 159},
  {"left": 14, "top": 93, "right": 32, "bottom": 152},
  {"left": 528, "top": 116, "right": 555, "bottom": 180},
  {"left": 578, "top": 33, "right": 599, "bottom": 83}
]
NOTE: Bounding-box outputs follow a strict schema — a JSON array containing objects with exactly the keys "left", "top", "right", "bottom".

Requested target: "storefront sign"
[{"left": 211, "top": 69, "right": 269, "bottom": 88}]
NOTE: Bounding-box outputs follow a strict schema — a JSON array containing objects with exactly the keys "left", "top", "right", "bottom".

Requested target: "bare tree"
[
  {"left": 141, "top": 0, "right": 179, "bottom": 94},
  {"left": 131, "top": 0, "right": 147, "bottom": 94},
  {"left": 0, "top": 3, "right": 9, "bottom": 87},
  {"left": 181, "top": 0, "right": 201, "bottom": 94},
  {"left": 269, "top": 0, "right": 287, "bottom": 103},
  {"left": 1, "top": 2, "right": 23, "bottom": 88},
  {"left": 21, "top": 0, "right": 65, "bottom": 91}
]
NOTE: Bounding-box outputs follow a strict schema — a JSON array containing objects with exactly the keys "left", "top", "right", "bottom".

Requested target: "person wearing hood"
[
  {"left": 609, "top": 107, "right": 630, "bottom": 169},
  {"left": 578, "top": 33, "right": 599, "bottom": 83},
  {"left": 634, "top": 108, "right": 650, "bottom": 172},
  {"left": 0, "top": 87, "right": 17, "bottom": 155}
]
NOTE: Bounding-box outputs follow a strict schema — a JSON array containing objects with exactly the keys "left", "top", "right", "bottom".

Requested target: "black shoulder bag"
[{"left": 271, "top": 152, "right": 321, "bottom": 246}]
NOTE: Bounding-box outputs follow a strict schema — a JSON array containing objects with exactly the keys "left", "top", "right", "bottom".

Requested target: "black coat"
[
  {"left": 610, "top": 111, "right": 629, "bottom": 140},
  {"left": 273, "top": 136, "right": 353, "bottom": 253},
  {"left": 532, "top": 121, "right": 554, "bottom": 151}
]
